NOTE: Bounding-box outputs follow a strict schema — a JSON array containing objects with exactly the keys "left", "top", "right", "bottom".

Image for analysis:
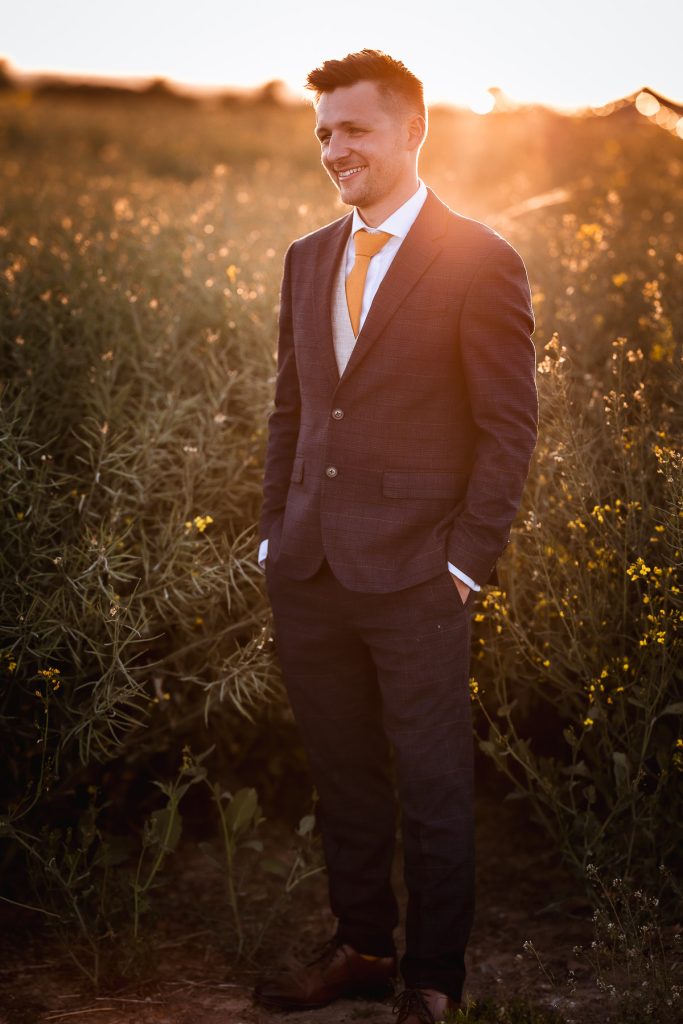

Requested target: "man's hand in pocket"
[{"left": 450, "top": 573, "right": 471, "bottom": 606}]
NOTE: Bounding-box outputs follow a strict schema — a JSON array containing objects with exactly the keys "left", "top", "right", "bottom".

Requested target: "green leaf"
[
  {"left": 657, "top": 702, "right": 683, "bottom": 718},
  {"left": 240, "top": 839, "right": 263, "bottom": 852},
  {"left": 296, "top": 814, "right": 316, "bottom": 836},
  {"left": 260, "top": 856, "right": 289, "bottom": 878},
  {"left": 147, "top": 806, "right": 182, "bottom": 852},
  {"left": 151, "top": 780, "right": 172, "bottom": 797},
  {"left": 561, "top": 761, "right": 590, "bottom": 777},
  {"left": 612, "top": 752, "right": 630, "bottom": 795},
  {"left": 226, "top": 787, "right": 259, "bottom": 836},
  {"left": 562, "top": 727, "right": 578, "bottom": 747}
]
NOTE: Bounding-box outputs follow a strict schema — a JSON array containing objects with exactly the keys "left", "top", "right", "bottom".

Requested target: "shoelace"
[{"left": 392, "top": 987, "right": 435, "bottom": 1023}]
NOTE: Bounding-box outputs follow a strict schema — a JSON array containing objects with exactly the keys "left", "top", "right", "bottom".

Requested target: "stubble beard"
[{"left": 335, "top": 167, "right": 394, "bottom": 213}]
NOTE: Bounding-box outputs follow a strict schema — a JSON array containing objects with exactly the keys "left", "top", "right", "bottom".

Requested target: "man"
[{"left": 255, "top": 50, "right": 537, "bottom": 1024}]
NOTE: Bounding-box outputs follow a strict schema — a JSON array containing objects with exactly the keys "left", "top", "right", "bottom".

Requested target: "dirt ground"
[{"left": 0, "top": 789, "right": 606, "bottom": 1024}]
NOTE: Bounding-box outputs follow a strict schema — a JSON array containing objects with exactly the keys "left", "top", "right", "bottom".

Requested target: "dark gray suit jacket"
[{"left": 260, "top": 187, "right": 538, "bottom": 592}]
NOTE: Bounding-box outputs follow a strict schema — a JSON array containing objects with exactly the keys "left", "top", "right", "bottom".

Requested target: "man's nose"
[{"left": 325, "top": 133, "right": 350, "bottom": 164}]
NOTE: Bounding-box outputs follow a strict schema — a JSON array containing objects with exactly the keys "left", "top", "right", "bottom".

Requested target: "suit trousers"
[{"left": 265, "top": 556, "right": 476, "bottom": 1002}]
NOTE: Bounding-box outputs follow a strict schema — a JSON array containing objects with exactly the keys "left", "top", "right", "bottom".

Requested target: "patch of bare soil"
[{"left": 0, "top": 791, "right": 604, "bottom": 1024}]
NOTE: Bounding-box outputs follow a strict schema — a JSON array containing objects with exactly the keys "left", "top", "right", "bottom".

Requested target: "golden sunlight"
[
  {"left": 467, "top": 90, "right": 496, "bottom": 115},
  {"left": 635, "top": 91, "right": 660, "bottom": 116},
  {"left": 3, "top": 0, "right": 682, "bottom": 112}
]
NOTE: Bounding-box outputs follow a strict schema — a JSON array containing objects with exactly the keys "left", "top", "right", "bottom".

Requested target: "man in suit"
[{"left": 254, "top": 50, "right": 538, "bottom": 1023}]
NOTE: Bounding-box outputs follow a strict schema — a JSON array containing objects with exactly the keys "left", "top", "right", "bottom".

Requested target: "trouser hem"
[{"left": 400, "top": 955, "right": 466, "bottom": 1003}]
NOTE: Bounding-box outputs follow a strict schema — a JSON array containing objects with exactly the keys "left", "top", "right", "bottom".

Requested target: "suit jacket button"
[
  {"left": 331, "top": 408, "right": 344, "bottom": 420},
  {"left": 325, "top": 466, "right": 338, "bottom": 478}
]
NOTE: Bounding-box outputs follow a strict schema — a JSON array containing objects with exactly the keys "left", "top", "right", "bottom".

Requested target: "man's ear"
[{"left": 406, "top": 113, "right": 427, "bottom": 152}]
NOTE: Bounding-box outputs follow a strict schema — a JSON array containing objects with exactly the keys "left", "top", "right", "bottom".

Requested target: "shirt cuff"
[
  {"left": 258, "top": 538, "right": 268, "bottom": 570},
  {"left": 447, "top": 561, "right": 481, "bottom": 591}
]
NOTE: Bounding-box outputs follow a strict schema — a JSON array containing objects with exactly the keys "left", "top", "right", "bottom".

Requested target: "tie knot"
[{"left": 353, "top": 229, "right": 393, "bottom": 260}]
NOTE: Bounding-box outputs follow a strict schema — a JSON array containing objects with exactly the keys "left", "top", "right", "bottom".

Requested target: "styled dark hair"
[{"left": 306, "top": 49, "right": 425, "bottom": 119}]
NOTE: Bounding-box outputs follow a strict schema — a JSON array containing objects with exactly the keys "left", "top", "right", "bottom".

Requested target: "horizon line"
[{"left": 2, "top": 57, "right": 682, "bottom": 117}]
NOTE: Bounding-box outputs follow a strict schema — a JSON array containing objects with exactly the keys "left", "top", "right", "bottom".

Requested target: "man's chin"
[
  {"left": 338, "top": 182, "right": 371, "bottom": 208},
  {"left": 340, "top": 192, "right": 362, "bottom": 208}
]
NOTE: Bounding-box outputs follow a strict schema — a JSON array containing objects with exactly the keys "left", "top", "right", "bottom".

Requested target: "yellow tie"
[{"left": 345, "top": 229, "right": 393, "bottom": 337}]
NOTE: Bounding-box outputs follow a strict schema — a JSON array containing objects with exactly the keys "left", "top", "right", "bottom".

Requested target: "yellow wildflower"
[
  {"left": 626, "top": 558, "right": 651, "bottom": 580},
  {"left": 577, "top": 223, "right": 604, "bottom": 243},
  {"left": 184, "top": 514, "right": 214, "bottom": 533}
]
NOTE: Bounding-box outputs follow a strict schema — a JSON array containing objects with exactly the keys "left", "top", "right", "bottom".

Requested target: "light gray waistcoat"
[{"left": 331, "top": 256, "right": 357, "bottom": 376}]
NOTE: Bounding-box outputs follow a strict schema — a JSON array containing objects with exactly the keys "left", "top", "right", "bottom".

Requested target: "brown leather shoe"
[
  {"left": 392, "top": 986, "right": 461, "bottom": 1023},
  {"left": 253, "top": 937, "right": 397, "bottom": 1010}
]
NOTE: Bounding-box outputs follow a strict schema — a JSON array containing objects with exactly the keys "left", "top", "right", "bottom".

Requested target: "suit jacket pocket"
[
  {"left": 290, "top": 457, "right": 304, "bottom": 484},
  {"left": 382, "top": 470, "right": 465, "bottom": 500}
]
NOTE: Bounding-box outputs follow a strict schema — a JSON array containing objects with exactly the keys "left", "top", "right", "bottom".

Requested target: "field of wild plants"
[{"left": 0, "top": 89, "right": 681, "bottom": 1023}]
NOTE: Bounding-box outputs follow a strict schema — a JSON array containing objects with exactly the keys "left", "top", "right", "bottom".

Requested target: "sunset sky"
[{"left": 4, "top": 0, "right": 683, "bottom": 111}]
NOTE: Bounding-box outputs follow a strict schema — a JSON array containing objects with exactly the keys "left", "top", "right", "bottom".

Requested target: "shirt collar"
[{"left": 350, "top": 178, "right": 428, "bottom": 240}]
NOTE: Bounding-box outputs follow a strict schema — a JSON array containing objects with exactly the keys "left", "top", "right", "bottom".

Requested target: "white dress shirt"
[
  {"left": 345, "top": 179, "right": 428, "bottom": 333},
  {"left": 259, "top": 179, "right": 480, "bottom": 593}
]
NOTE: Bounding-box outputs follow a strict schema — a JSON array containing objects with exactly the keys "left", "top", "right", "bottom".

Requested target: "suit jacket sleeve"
[
  {"left": 446, "top": 238, "right": 538, "bottom": 585},
  {"left": 259, "top": 243, "right": 300, "bottom": 539}
]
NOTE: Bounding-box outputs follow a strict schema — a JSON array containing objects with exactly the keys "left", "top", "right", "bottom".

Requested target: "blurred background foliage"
[{"left": 0, "top": 88, "right": 681, "bottom": 992}]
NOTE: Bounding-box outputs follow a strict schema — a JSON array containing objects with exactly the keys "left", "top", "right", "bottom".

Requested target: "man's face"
[{"left": 314, "top": 80, "right": 421, "bottom": 218}]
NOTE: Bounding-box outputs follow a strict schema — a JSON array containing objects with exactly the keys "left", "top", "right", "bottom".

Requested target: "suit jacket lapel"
[
  {"left": 339, "top": 189, "right": 450, "bottom": 385},
  {"left": 313, "top": 212, "right": 353, "bottom": 386}
]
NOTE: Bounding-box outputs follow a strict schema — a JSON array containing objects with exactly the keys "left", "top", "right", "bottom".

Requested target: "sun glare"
[
  {"left": 635, "top": 91, "right": 660, "bottom": 116},
  {"left": 467, "top": 91, "right": 496, "bottom": 115}
]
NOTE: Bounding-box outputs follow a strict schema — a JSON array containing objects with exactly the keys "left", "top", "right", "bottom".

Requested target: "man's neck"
[{"left": 356, "top": 176, "right": 420, "bottom": 228}]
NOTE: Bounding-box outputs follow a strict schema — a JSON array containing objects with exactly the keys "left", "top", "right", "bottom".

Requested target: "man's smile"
[{"left": 337, "top": 166, "right": 366, "bottom": 180}]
